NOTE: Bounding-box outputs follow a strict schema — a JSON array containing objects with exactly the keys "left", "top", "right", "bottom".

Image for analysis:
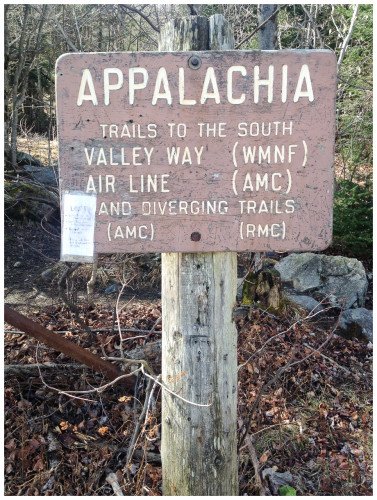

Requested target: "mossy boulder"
[
  {"left": 275, "top": 253, "right": 368, "bottom": 309},
  {"left": 5, "top": 179, "right": 59, "bottom": 222}
]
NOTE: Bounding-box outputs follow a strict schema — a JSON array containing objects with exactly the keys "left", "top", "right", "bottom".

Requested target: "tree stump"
[{"left": 242, "top": 259, "right": 283, "bottom": 313}]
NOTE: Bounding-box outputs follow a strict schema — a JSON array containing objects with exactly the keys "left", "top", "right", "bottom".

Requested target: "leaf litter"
[{"left": 4, "top": 297, "right": 372, "bottom": 495}]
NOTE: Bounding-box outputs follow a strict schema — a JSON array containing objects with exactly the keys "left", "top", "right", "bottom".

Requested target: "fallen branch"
[
  {"left": 115, "top": 278, "right": 136, "bottom": 359},
  {"left": 116, "top": 340, "right": 161, "bottom": 371},
  {"left": 240, "top": 421, "right": 302, "bottom": 444},
  {"left": 244, "top": 434, "right": 267, "bottom": 495},
  {"left": 35, "top": 356, "right": 141, "bottom": 402},
  {"left": 5, "top": 362, "right": 82, "bottom": 374},
  {"left": 5, "top": 327, "right": 161, "bottom": 335},
  {"left": 5, "top": 341, "right": 162, "bottom": 386},
  {"left": 4, "top": 304, "right": 134, "bottom": 391},
  {"left": 133, "top": 450, "right": 161, "bottom": 464},
  {"left": 125, "top": 378, "right": 154, "bottom": 475}
]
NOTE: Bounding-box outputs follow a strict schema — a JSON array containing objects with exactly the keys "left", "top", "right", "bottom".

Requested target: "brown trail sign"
[
  {"left": 56, "top": 46, "right": 336, "bottom": 260},
  {"left": 56, "top": 12, "right": 337, "bottom": 497}
]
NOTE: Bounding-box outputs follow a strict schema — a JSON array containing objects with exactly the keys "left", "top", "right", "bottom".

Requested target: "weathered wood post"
[{"left": 159, "top": 14, "right": 239, "bottom": 496}]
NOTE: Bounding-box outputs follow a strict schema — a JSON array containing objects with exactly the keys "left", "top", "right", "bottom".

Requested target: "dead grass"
[{"left": 17, "top": 135, "right": 58, "bottom": 166}]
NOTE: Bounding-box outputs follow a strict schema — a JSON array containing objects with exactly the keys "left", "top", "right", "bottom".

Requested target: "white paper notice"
[{"left": 61, "top": 192, "right": 96, "bottom": 259}]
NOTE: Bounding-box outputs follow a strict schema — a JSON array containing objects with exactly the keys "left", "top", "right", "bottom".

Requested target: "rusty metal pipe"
[{"left": 4, "top": 304, "right": 134, "bottom": 391}]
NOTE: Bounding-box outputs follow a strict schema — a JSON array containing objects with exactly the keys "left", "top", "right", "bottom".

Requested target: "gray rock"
[
  {"left": 275, "top": 252, "right": 323, "bottom": 292},
  {"left": 17, "top": 151, "right": 42, "bottom": 167},
  {"left": 337, "top": 308, "right": 373, "bottom": 342},
  {"left": 23, "top": 165, "right": 58, "bottom": 186},
  {"left": 104, "top": 283, "right": 121, "bottom": 294},
  {"left": 262, "top": 468, "right": 294, "bottom": 495},
  {"left": 285, "top": 293, "right": 324, "bottom": 313},
  {"left": 13, "top": 261, "right": 22, "bottom": 268},
  {"left": 275, "top": 253, "right": 368, "bottom": 309},
  {"left": 41, "top": 268, "right": 54, "bottom": 282}
]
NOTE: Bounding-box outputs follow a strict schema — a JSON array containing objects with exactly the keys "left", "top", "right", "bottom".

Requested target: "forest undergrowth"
[
  {"left": 4, "top": 226, "right": 373, "bottom": 495},
  {"left": 4, "top": 4, "right": 373, "bottom": 495}
]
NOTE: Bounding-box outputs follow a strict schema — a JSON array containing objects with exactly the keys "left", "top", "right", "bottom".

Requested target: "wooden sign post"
[
  {"left": 159, "top": 15, "right": 238, "bottom": 496},
  {"left": 55, "top": 12, "right": 337, "bottom": 497}
]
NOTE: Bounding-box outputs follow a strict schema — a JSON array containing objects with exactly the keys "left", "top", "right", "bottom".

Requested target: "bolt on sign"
[{"left": 56, "top": 50, "right": 337, "bottom": 261}]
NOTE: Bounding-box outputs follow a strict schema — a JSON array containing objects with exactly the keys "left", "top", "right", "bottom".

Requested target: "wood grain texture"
[
  {"left": 159, "top": 16, "right": 209, "bottom": 51},
  {"left": 209, "top": 14, "right": 235, "bottom": 50},
  {"left": 161, "top": 252, "right": 238, "bottom": 495},
  {"left": 160, "top": 15, "right": 238, "bottom": 496}
]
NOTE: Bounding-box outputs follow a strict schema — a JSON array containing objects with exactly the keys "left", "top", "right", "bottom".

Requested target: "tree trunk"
[
  {"left": 253, "top": 6, "right": 278, "bottom": 295},
  {"left": 9, "top": 5, "right": 48, "bottom": 170},
  {"left": 4, "top": 5, "right": 11, "bottom": 162},
  {"left": 258, "top": 4, "right": 277, "bottom": 49},
  {"left": 159, "top": 15, "right": 238, "bottom": 496},
  {"left": 10, "top": 5, "right": 31, "bottom": 171}
]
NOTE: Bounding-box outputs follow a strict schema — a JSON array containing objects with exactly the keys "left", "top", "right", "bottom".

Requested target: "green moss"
[
  {"left": 241, "top": 266, "right": 289, "bottom": 316},
  {"left": 241, "top": 272, "right": 258, "bottom": 306},
  {"left": 279, "top": 485, "right": 297, "bottom": 496}
]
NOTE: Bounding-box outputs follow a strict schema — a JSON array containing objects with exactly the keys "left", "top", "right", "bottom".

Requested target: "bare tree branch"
[
  {"left": 301, "top": 4, "right": 324, "bottom": 48},
  {"left": 236, "top": 5, "right": 285, "bottom": 49},
  {"left": 337, "top": 4, "right": 359, "bottom": 67},
  {"left": 4, "top": 304, "right": 134, "bottom": 388},
  {"left": 33, "top": 4, "right": 79, "bottom": 52},
  {"left": 119, "top": 4, "right": 160, "bottom": 33},
  {"left": 244, "top": 434, "right": 267, "bottom": 495}
]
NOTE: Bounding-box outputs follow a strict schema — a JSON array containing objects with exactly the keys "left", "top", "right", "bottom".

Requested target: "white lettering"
[
  {"left": 200, "top": 67, "right": 220, "bottom": 104},
  {"left": 152, "top": 68, "right": 172, "bottom": 105},
  {"left": 75, "top": 64, "right": 317, "bottom": 106},
  {"left": 227, "top": 66, "right": 246, "bottom": 104},
  {"left": 179, "top": 67, "right": 196, "bottom": 105},
  {"left": 77, "top": 69, "right": 98, "bottom": 106},
  {"left": 239, "top": 199, "right": 295, "bottom": 214},
  {"left": 86, "top": 174, "right": 115, "bottom": 194},
  {"left": 166, "top": 146, "right": 203, "bottom": 165},
  {"left": 129, "top": 68, "right": 149, "bottom": 104},
  {"left": 142, "top": 200, "right": 228, "bottom": 215},
  {"left": 242, "top": 144, "right": 298, "bottom": 164},
  {"left": 281, "top": 64, "right": 288, "bottom": 103},
  {"left": 294, "top": 64, "right": 314, "bottom": 102},
  {"left": 104, "top": 68, "right": 123, "bottom": 106},
  {"left": 254, "top": 65, "right": 274, "bottom": 103}
]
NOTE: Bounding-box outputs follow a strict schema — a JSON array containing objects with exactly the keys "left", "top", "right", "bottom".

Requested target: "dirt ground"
[{"left": 4, "top": 221, "right": 373, "bottom": 496}]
